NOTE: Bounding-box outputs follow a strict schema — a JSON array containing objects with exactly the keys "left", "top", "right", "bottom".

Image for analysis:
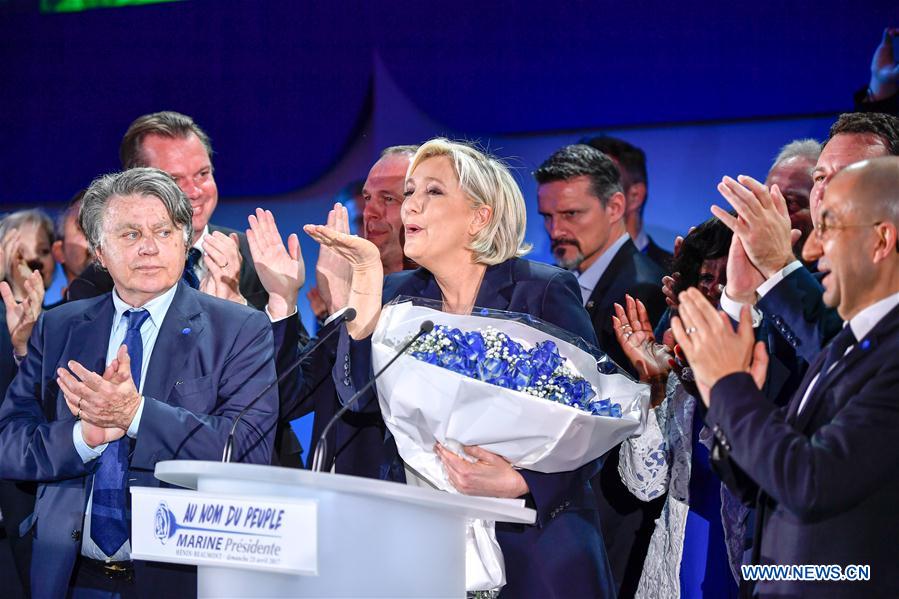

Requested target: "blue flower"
[{"left": 406, "top": 324, "right": 622, "bottom": 418}]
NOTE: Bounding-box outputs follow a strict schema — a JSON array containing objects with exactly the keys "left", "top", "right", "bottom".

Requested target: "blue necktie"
[
  {"left": 182, "top": 247, "right": 202, "bottom": 289},
  {"left": 90, "top": 309, "right": 150, "bottom": 556}
]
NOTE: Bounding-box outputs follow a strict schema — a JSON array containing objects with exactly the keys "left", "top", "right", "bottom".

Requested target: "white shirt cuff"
[
  {"left": 720, "top": 289, "right": 762, "bottom": 328},
  {"left": 323, "top": 306, "right": 351, "bottom": 327},
  {"left": 265, "top": 304, "right": 298, "bottom": 323},
  {"left": 72, "top": 422, "right": 108, "bottom": 462},
  {"left": 127, "top": 396, "right": 145, "bottom": 438},
  {"left": 757, "top": 260, "right": 803, "bottom": 298}
]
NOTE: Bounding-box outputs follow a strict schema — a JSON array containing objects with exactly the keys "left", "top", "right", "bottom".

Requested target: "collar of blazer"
[{"left": 793, "top": 302, "right": 899, "bottom": 432}]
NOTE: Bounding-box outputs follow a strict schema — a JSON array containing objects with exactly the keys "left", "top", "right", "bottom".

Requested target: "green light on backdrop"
[{"left": 42, "top": 0, "right": 180, "bottom": 13}]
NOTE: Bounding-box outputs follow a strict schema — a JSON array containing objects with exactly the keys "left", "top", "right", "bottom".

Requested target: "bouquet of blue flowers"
[
  {"left": 408, "top": 324, "right": 623, "bottom": 417},
  {"left": 371, "top": 299, "right": 649, "bottom": 591}
]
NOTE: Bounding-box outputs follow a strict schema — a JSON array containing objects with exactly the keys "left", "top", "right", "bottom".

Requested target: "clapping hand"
[
  {"left": 869, "top": 28, "right": 899, "bottom": 102},
  {"left": 58, "top": 345, "right": 140, "bottom": 447},
  {"left": 0, "top": 269, "right": 44, "bottom": 357},
  {"left": 713, "top": 176, "right": 800, "bottom": 279},
  {"left": 613, "top": 294, "right": 671, "bottom": 382},
  {"left": 304, "top": 217, "right": 382, "bottom": 339},
  {"left": 315, "top": 203, "right": 354, "bottom": 315},
  {"left": 671, "top": 288, "right": 768, "bottom": 407},
  {"left": 200, "top": 231, "right": 246, "bottom": 305},
  {"left": 247, "top": 208, "right": 306, "bottom": 319}
]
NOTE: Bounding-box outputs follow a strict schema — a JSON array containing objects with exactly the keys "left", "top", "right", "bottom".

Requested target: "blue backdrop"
[{"left": 3, "top": 0, "right": 894, "bottom": 460}]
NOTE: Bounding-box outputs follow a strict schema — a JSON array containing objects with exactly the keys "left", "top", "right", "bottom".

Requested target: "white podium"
[{"left": 137, "top": 460, "right": 535, "bottom": 598}]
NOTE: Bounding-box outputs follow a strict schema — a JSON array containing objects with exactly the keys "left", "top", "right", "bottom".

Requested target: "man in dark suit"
[
  {"left": 69, "top": 111, "right": 271, "bottom": 311},
  {"left": 582, "top": 135, "right": 674, "bottom": 272},
  {"left": 268, "top": 146, "right": 418, "bottom": 471},
  {"left": 716, "top": 112, "right": 899, "bottom": 361},
  {"left": 673, "top": 156, "right": 899, "bottom": 597},
  {"left": 535, "top": 144, "right": 665, "bottom": 598},
  {"left": 0, "top": 168, "right": 277, "bottom": 598}
]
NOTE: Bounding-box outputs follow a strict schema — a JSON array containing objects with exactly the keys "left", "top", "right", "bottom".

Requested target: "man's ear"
[
  {"left": 470, "top": 204, "right": 493, "bottom": 236},
  {"left": 626, "top": 182, "right": 647, "bottom": 214},
  {"left": 872, "top": 222, "right": 898, "bottom": 262},
  {"left": 51, "top": 240, "right": 65, "bottom": 265},
  {"left": 94, "top": 246, "right": 106, "bottom": 270},
  {"left": 605, "top": 191, "right": 627, "bottom": 223}
]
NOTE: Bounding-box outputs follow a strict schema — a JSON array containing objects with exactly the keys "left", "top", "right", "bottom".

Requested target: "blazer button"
[{"left": 71, "top": 529, "right": 82, "bottom": 541}]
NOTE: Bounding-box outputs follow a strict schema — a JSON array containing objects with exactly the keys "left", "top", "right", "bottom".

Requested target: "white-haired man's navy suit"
[{"left": 0, "top": 281, "right": 277, "bottom": 598}]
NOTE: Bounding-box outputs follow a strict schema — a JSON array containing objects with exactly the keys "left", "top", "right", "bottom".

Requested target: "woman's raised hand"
[
  {"left": 304, "top": 211, "right": 384, "bottom": 340},
  {"left": 612, "top": 294, "right": 672, "bottom": 382}
]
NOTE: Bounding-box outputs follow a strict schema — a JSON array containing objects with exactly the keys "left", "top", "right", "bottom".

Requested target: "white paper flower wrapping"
[{"left": 371, "top": 301, "right": 650, "bottom": 591}]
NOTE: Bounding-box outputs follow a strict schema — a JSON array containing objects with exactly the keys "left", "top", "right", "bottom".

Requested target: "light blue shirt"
[
  {"left": 72, "top": 283, "right": 178, "bottom": 561},
  {"left": 575, "top": 232, "right": 630, "bottom": 305}
]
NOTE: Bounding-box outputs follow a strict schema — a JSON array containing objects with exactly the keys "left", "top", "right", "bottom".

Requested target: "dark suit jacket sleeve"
[
  {"left": 0, "top": 314, "right": 93, "bottom": 481},
  {"left": 131, "top": 309, "right": 278, "bottom": 466},
  {"left": 756, "top": 267, "right": 843, "bottom": 363},
  {"left": 520, "top": 460, "right": 601, "bottom": 526},
  {"left": 273, "top": 312, "right": 341, "bottom": 422},
  {"left": 707, "top": 370, "right": 899, "bottom": 520}
]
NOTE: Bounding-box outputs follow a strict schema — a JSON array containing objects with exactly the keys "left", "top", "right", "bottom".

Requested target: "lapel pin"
[
  {"left": 861, "top": 339, "right": 871, "bottom": 350},
  {"left": 181, "top": 327, "right": 191, "bottom": 335}
]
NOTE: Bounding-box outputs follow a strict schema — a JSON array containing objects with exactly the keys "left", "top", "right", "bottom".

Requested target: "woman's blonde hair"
[{"left": 408, "top": 138, "right": 531, "bottom": 265}]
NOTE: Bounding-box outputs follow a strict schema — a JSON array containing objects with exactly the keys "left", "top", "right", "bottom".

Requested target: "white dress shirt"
[
  {"left": 796, "top": 290, "right": 899, "bottom": 414},
  {"left": 72, "top": 283, "right": 178, "bottom": 561}
]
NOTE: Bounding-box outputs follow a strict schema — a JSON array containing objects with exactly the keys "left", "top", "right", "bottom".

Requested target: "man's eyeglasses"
[{"left": 813, "top": 218, "right": 882, "bottom": 240}]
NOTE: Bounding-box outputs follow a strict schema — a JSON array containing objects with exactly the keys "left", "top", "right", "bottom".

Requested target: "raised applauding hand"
[
  {"left": 612, "top": 295, "right": 671, "bottom": 381},
  {"left": 247, "top": 208, "right": 306, "bottom": 319},
  {"left": 305, "top": 212, "right": 382, "bottom": 339},
  {"left": 713, "top": 175, "right": 800, "bottom": 280},
  {"left": 670, "top": 288, "right": 768, "bottom": 407},
  {"left": 57, "top": 345, "right": 141, "bottom": 447},
  {"left": 869, "top": 27, "right": 899, "bottom": 102},
  {"left": 313, "top": 203, "right": 354, "bottom": 316},
  {"left": 199, "top": 231, "right": 245, "bottom": 305},
  {"left": 0, "top": 269, "right": 45, "bottom": 357}
]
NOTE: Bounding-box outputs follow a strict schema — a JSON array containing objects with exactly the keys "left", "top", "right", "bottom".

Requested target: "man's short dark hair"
[
  {"left": 533, "top": 144, "right": 622, "bottom": 205},
  {"left": 827, "top": 113, "right": 899, "bottom": 157},
  {"left": 580, "top": 135, "right": 647, "bottom": 187},
  {"left": 120, "top": 111, "right": 214, "bottom": 169}
]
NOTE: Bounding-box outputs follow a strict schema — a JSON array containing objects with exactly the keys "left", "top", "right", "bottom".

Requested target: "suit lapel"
[
  {"left": 793, "top": 305, "right": 899, "bottom": 431},
  {"left": 474, "top": 259, "right": 515, "bottom": 311},
  {"left": 142, "top": 283, "right": 205, "bottom": 404},
  {"left": 585, "top": 241, "right": 633, "bottom": 317},
  {"left": 395, "top": 260, "right": 516, "bottom": 312},
  {"left": 57, "top": 298, "right": 115, "bottom": 418}
]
